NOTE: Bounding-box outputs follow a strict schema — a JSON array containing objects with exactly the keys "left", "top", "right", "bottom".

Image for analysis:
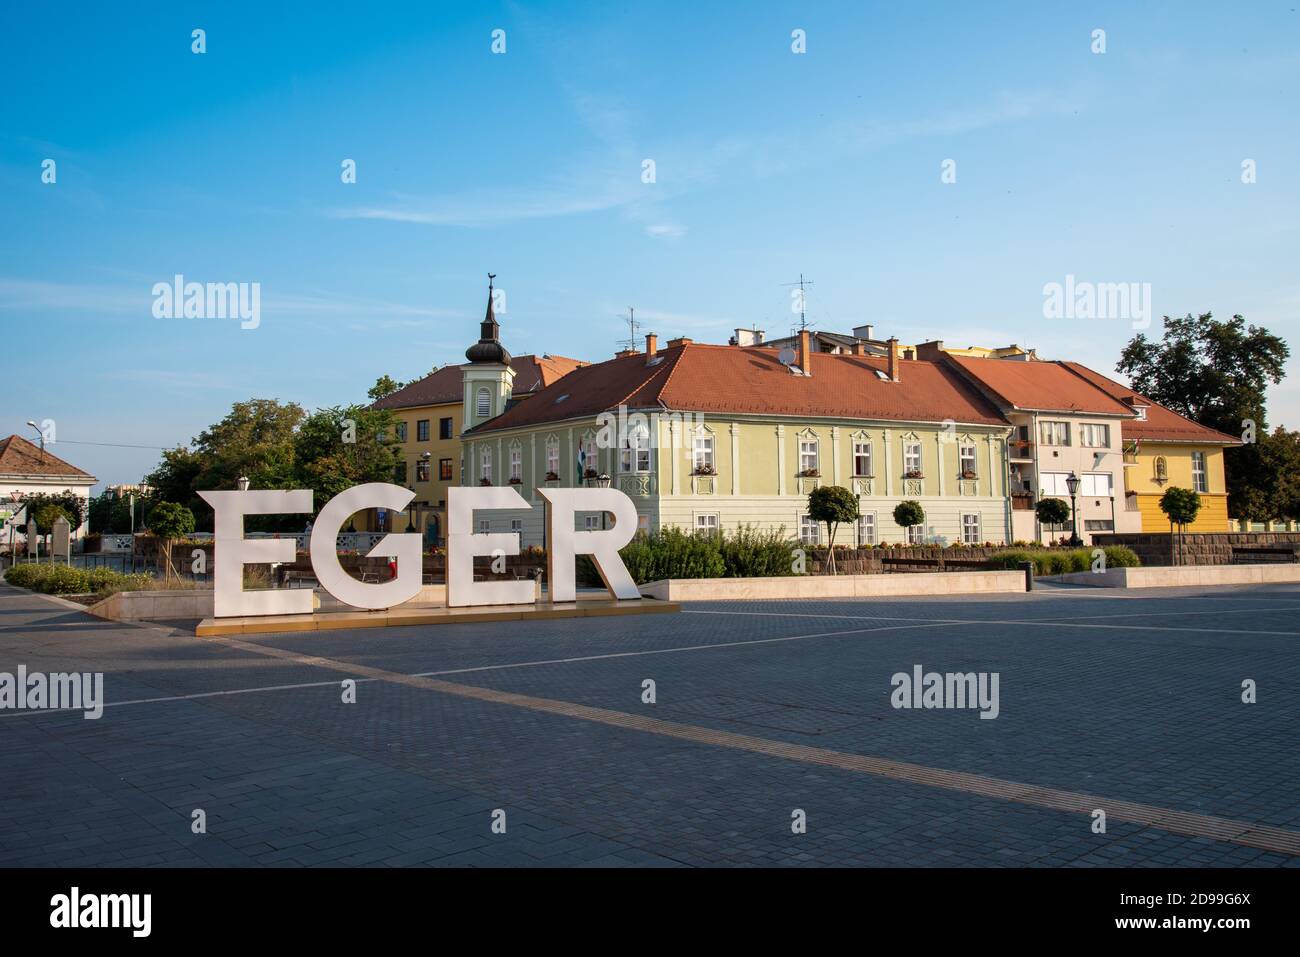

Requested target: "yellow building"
[
  {"left": 367, "top": 289, "right": 585, "bottom": 542},
  {"left": 1059, "top": 363, "right": 1241, "bottom": 531}
]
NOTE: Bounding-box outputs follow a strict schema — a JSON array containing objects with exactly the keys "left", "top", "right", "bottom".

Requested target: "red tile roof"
[
  {"left": 0, "top": 435, "right": 96, "bottom": 479},
  {"left": 372, "top": 354, "right": 588, "bottom": 410},
  {"left": 1058, "top": 362, "right": 1242, "bottom": 445},
  {"left": 947, "top": 356, "right": 1137, "bottom": 416},
  {"left": 469, "top": 343, "right": 1009, "bottom": 433}
]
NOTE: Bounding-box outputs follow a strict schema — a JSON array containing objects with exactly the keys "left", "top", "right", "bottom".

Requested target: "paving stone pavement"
[{"left": 1, "top": 581, "right": 1297, "bottom": 867}]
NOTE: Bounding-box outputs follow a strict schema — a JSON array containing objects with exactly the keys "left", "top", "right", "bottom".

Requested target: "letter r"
[{"left": 537, "top": 488, "right": 640, "bottom": 602}]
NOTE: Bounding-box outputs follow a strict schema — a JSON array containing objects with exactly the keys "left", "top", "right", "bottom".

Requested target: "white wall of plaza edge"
[
  {"left": 1047, "top": 565, "right": 1300, "bottom": 588},
  {"left": 639, "top": 570, "right": 1027, "bottom": 601}
]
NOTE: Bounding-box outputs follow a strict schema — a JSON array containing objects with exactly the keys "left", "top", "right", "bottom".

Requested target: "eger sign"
[{"left": 199, "top": 484, "right": 640, "bottom": 618}]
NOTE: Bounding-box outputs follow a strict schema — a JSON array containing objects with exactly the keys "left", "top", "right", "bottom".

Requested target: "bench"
[
  {"left": 880, "top": 557, "right": 993, "bottom": 572},
  {"left": 1230, "top": 545, "right": 1300, "bottom": 564}
]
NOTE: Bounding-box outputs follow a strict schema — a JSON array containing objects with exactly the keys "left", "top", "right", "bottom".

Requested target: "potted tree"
[{"left": 808, "top": 485, "right": 859, "bottom": 575}]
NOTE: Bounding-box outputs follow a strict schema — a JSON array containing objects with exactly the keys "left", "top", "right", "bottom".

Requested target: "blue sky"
[{"left": 2, "top": 1, "right": 1298, "bottom": 489}]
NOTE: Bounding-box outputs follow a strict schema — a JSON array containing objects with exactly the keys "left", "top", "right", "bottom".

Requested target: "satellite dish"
[{"left": 777, "top": 347, "right": 797, "bottom": 366}]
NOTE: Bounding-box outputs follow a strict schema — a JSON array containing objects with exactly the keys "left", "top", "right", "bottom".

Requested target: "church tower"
[{"left": 462, "top": 273, "right": 516, "bottom": 433}]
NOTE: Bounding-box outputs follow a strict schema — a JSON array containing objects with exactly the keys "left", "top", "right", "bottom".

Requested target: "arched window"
[{"left": 476, "top": 388, "right": 491, "bottom": 418}]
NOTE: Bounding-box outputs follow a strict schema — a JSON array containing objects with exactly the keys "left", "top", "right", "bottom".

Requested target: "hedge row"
[
  {"left": 4, "top": 563, "right": 154, "bottom": 596},
  {"left": 986, "top": 546, "right": 1141, "bottom": 576},
  {"left": 578, "top": 525, "right": 799, "bottom": 585}
]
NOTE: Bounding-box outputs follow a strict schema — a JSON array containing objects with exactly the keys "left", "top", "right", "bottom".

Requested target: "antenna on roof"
[
  {"left": 617, "top": 307, "right": 641, "bottom": 352},
  {"left": 780, "top": 274, "right": 815, "bottom": 334}
]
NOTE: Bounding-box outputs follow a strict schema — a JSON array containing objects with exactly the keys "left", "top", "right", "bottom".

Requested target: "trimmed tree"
[
  {"left": 808, "top": 485, "right": 859, "bottom": 575},
  {"left": 147, "top": 501, "right": 196, "bottom": 582},
  {"left": 1035, "top": 497, "right": 1071, "bottom": 532},
  {"left": 893, "top": 500, "right": 926, "bottom": 544},
  {"left": 1159, "top": 487, "right": 1202, "bottom": 565}
]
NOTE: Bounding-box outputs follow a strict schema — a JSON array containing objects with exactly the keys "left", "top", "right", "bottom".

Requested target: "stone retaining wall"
[{"left": 1090, "top": 532, "right": 1300, "bottom": 567}]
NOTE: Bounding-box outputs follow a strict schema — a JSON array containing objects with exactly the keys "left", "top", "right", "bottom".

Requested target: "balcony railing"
[
  {"left": 1008, "top": 441, "right": 1035, "bottom": 460},
  {"left": 1010, "top": 492, "right": 1036, "bottom": 511}
]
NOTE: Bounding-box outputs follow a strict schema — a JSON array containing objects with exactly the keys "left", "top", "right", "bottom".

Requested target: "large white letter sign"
[
  {"left": 310, "top": 483, "right": 423, "bottom": 610},
  {"left": 446, "top": 486, "right": 534, "bottom": 607},
  {"left": 538, "top": 488, "right": 640, "bottom": 602},
  {"left": 199, "top": 490, "right": 313, "bottom": 618}
]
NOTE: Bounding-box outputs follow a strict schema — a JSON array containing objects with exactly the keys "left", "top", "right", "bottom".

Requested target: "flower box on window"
[
  {"left": 508, "top": 477, "right": 522, "bottom": 485},
  {"left": 479, "top": 478, "right": 492, "bottom": 486},
  {"left": 903, "top": 470, "right": 924, "bottom": 479},
  {"left": 545, "top": 471, "right": 560, "bottom": 482},
  {"left": 960, "top": 470, "right": 978, "bottom": 480},
  {"left": 692, "top": 464, "right": 716, "bottom": 476},
  {"left": 797, "top": 468, "right": 821, "bottom": 478},
  {"left": 583, "top": 468, "right": 599, "bottom": 480}
]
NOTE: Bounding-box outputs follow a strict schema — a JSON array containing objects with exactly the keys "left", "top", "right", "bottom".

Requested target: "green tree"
[
  {"left": 22, "top": 491, "right": 86, "bottom": 551},
  {"left": 294, "top": 404, "right": 402, "bottom": 514},
  {"left": 893, "top": 500, "right": 925, "bottom": 541},
  {"left": 1035, "top": 497, "right": 1071, "bottom": 528},
  {"left": 146, "top": 501, "right": 196, "bottom": 581},
  {"left": 1159, "top": 487, "right": 1202, "bottom": 566},
  {"left": 146, "top": 399, "right": 305, "bottom": 532},
  {"left": 808, "top": 485, "right": 859, "bottom": 574},
  {"left": 1117, "top": 313, "right": 1289, "bottom": 519},
  {"left": 367, "top": 375, "right": 405, "bottom": 401},
  {"left": 1258, "top": 427, "right": 1300, "bottom": 521}
]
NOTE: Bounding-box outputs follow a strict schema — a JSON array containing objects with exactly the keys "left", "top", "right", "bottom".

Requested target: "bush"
[
  {"left": 5, "top": 562, "right": 155, "bottom": 596},
  {"left": 987, "top": 545, "right": 1140, "bottom": 575},
  {"left": 577, "top": 525, "right": 800, "bottom": 585}
]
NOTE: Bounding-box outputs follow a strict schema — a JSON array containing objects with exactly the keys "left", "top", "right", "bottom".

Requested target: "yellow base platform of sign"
[{"left": 195, "top": 596, "right": 679, "bottom": 636}]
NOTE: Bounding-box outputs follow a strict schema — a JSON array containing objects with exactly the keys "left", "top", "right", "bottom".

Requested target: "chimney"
[
  {"left": 915, "top": 340, "right": 945, "bottom": 360},
  {"left": 852, "top": 324, "right": 875, "bottom": 341},
  {"left": 887, "top": 337, "right": 900, "bottom": 381},
  {"left": 798, "top": 329, "right": 812, "bottom": 377},
  {"left": 645, "top": 332, "right": 658, "bottom": 356},
  {"left": 666, "top": 336, "right": 693, "bottom": 348},
  {"left": 853, "top": 342, "right": 868, "bottom": 356}
]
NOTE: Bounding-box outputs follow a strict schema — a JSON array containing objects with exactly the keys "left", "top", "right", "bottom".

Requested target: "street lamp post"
[
  {"left": 596, "top": 473, "right": 611, "bottom": 529},
  {"left": 1065, "top": 471, "right": 1082, "bottom": 546},
  {"left": 237, "top": 476, "right": 250, "bottom": 492}
]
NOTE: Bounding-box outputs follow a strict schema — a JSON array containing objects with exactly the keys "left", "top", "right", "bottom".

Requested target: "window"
[
  {"left": 395, "top": 422, "right": 408, "bottom": 443},
  {"left": 692, "top": 433, "right": 714, "bottom": 473},
  {"left": 393, "top": 461, "right": 407, "bottom": 484},
  {"left": 1039, "top": 421, "right": 1071, "bottom": 446},
  {"left": 857, "top": 513, "right": 876, "bottom": 546},
  {"left": 584, "top": 515, "right": 601, "bottom": 531},
  {"left": 478, "top": 518, "right": 490, "bottom": 534},
  {"left": 695, "top": 513, "right": 720, "bottom": 536},
  {"left": 1079, "top": 424, "right": 1110, "bottom": 448},
  {"left": 439, "top": 417, "right": 453, "bottom": 440},
  {"left": 583, "top": 435, "right": 598, "bottom": 476},
  {"left": 416, "top": 419, "right": 430, "bottom": 442},
  {"left": 621, "top": 426, "right": 650, "bottom": 472},
  {"left": 1134, "top": 407, "right": 1148, "bottom": 421},
  {"left": 439, "top": 458, "right": 453, "bottom": 481},
  {"left": 509, "top": 447, "right": 522, "bottom": 482},
  {"left": 415, "top": 459, "right": 430, "bottom": 483},
  {"left": 853, "top": 440, "right": 873, "bottom": 477},
  {"left": 1084, "top": 519, "right": 1115, "bottom": 531},
  {"left": 904, "top": 442, "right": 922, "bottom": 475},
  {"left": 799, "top": 438, "right": 819, "bottom": 474},
  {"left": 1040, "top": 471, "right": 1072, "bottom": 496},
  {"left": 476, "top": 388, "right": 491, "bottom": 418},
  {"left": 962, "top": 513, "right": 981, "bottom": 545},
  {"left": 1080, "top": 472, "right": 1113, "bottom": 497},
  {"left": 959, "top": 443, "right": 977, "bottom": 476},
  {"left": 906, "top": 524, "right": 924, "bottom": 545},
  {"left": 479, "top": 447, "right": 492, "bottom": 483},
  {"left": 546, "top": 439, "right": 560, "bottom": 478},
  {"left": 1192, "top": 451, "right": 1207, "bottom": 492},
  {"left": 799, "top": 515, "right": 820, "bottom": 545}
]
